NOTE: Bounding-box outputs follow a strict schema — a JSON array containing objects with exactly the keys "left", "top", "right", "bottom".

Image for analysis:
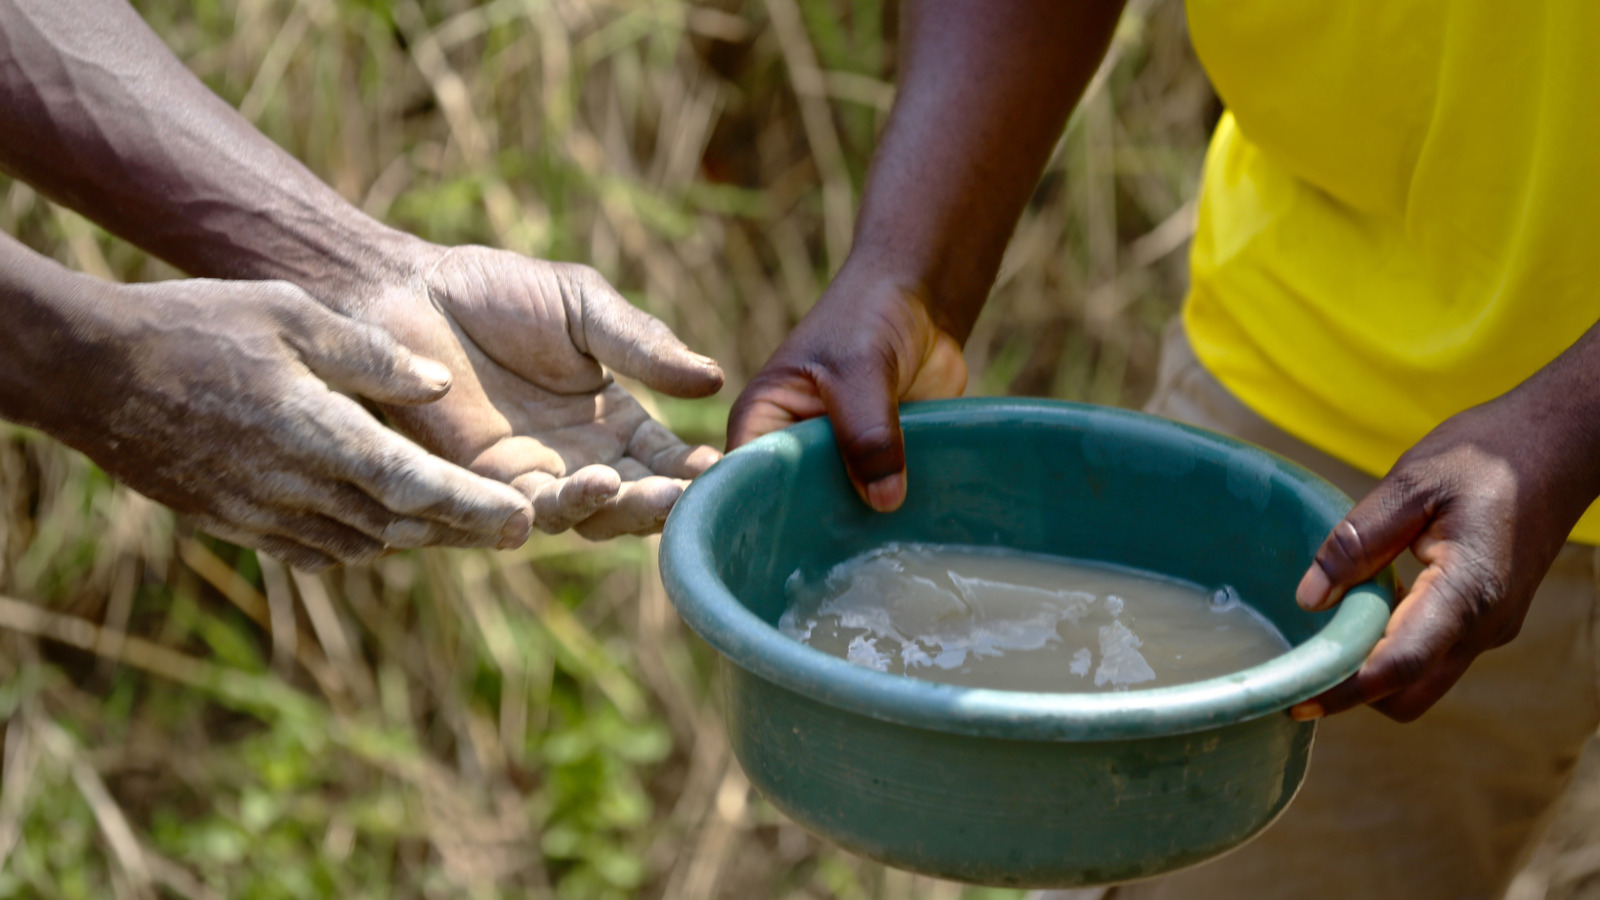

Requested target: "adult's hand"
[
  {"left": 1291, "top": 350, "right": 1600, "bottom": 722},
  {"left": 0, "top": 0, "right": 725, "bottom": 540},
  {"left": 350, "top": 242, "right": 724, "bottom": 539},
  {"left": 726, "top": 262, "right": 965, "bottom": 511},
  {"left": 2, "top": 0, "right": 1102, "bottom": 536},
  {"left": 0, "top": 247, "right": 532, "bottom": 571}
]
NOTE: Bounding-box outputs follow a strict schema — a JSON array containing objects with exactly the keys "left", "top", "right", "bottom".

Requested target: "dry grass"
[{"left": 2, "top": 0, "right": 1591, "bottom": 898}]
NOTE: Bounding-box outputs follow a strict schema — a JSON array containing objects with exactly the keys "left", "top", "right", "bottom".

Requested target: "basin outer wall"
[
  {"left": 725, "top": 662, "right": 1314, "bottom": 888},
  {"left": 661, "top": 399, "right": 1391, "bottom": 886}
]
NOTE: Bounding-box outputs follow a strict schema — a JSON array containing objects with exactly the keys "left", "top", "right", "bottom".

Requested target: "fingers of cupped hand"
[
  {"left": 517, "top": 465, "right": 623, "bottom": 534},
  {"left": 218, "top": 490, "right": 510, "bottom": 571},
  {"left": 205, "top": 476, "right": 515, "bottom": 571},
  {"left": 627, "top": 418, "right": 721, "bottom": 478},
  {"left": 192, "top": 511, "right": 367, "bottom": 572},
  {"left": 315, "top": 397, "right": 532, "bottom": 544},
  {"left": 1298, "top": 474, "right": 1432, "bottom": 611},
  {"left": 510, "top": 467, "right": 686, "bottom": 539},
  {"left": 560, "top": 264, "right": 724, "bottom": 399},
  {"left": 572, "top": 476, "right": 686, "bottom": 540},
  {"left": 271, "top": 475, "right": 500, "bottom": 551},
  {"left": 275, "top": 294, "right": 452, "bottom": 406}
]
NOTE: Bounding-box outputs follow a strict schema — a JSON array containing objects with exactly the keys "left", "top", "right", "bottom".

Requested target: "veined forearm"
[
  {"left": 0, "top": 0, "right": 413, "bottom": 309},
  {"left": 851, "top": 0, "right": 1125, "bottom": 341}
]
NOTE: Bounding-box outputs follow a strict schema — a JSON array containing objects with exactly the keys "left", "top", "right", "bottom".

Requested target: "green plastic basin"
[{"left": 659, "top": 399, "right": 1394, "bottom": 888}]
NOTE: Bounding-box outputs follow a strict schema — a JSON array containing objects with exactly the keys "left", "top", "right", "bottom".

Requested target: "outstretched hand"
[
  {"left": 353, "top": 244, "right": 725, "bottom": 539},
  {"left": 726, "top": 263, "right": 967, "bottom": 511},
  {"left": 46, "top": 278, "right": 533, "bottom": 571},
  {"left": 1290, "top": 387, "right": 1599, "bottom": 722}
]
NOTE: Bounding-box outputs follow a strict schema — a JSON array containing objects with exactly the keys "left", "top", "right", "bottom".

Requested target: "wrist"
[
  {"left": 0, "top": 259, "right": 124, "bottom": 436},
  {"left": 831, "top": 244, "right": 980, "bottom": 345},
  {"left": 1498, "top": 343, "right": 1600, "bottom": 515},
  {"left": 226, "top": 211, "right": 437, "bottom": 317}
]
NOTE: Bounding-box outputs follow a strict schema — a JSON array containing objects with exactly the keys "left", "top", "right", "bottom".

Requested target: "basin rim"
[{"left": 660, "top": 398, "right": 1393, "bottom": 742}]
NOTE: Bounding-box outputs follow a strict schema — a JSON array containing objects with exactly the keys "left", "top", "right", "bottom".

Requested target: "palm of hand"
[{"left": 366, "top": 245, "right": 723, "bottom": 538}]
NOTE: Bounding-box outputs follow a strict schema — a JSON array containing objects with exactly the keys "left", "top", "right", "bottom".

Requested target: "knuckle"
[
  {"left": 1324, "top": 520, "right": 1372, "bottom": 569},
  {"left": 382, "top": 477, "right": 441, "bottom": 517},
  {"left": 842, "top": 421, "right": 896, "bottom": 458},
  {"left": 1431, "top": 556, "right": 1511, "bottom": 630},
  {"left": 337, "top": 320, "right": 401, "bottom": 369},
  {"left": 1376, "top": 645, "right": 1431, "bottom": 694},
  {"left": 381, "top": 517, "right": 439, "bottom": 549},
  {"left": 840, "top": 423, "right": 904, "bottom": 477},
  {"left": 364, "top": 451, "right": 441, "bottom": 512},
  {"left": 308, "top": 525, "right": 381, "bottom": 567},
  {"left": 532, "top": 497, "right": 582, "bottom": 534},
  {"left": 811, "top": 340, "right": 889, "bottom": 383},
  {"left": 551, "top": 262, "right": 603, "bottom": 303},
  {"left": 206, "top": 501, "right": 273, "bottom": 533},
  {"left": 261, "top": 286, "right": 322, "bottom": 333},
  {"left": 260, "top": 279, "right": 316, "bottom": 309},
  {"left": 554, "top": 261, "right": 602, "bottom": 288},
  {"left": 1380, "top": 465, "right": 1426, "bottom": 504}
]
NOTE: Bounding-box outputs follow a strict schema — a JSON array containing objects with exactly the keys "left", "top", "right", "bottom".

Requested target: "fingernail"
[
  {"left": 413, "top": 357, "right": 452, "bottom": 391},
  {"left": 498, "top": 509, "right": 533, "bottom": 549},
  {"left": 864, "top": 472, "right": 906, "bottom": 513},
  {"left": 1289, "top": 701, "right": 1324, "bottom": 721},
  {"left": 1296, "top": 564, "right": 1332, "bottom": 611}
]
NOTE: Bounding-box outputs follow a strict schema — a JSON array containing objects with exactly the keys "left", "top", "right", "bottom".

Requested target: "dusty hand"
[
  {"left": 351, "top": 244, "right": 724, "bottom": 539},
  {"left": 727, "top": 262, "right": 967, "bottom": 511},
  {"left": 1290, "top": 389, "right": 1599, "bottom": 722},
  {"left": 50, "top": 278, "right": 532, "bottom": 571}
]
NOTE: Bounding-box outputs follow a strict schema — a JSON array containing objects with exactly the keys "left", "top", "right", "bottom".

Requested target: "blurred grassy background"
[{"left": 0, "top": 1, "right": 1590, "bottom": 898}]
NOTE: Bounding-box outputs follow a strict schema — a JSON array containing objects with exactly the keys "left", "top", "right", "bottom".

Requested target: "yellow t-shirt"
[{"left": 1183, "top": 1, "right": 1600, "bottom": 545}]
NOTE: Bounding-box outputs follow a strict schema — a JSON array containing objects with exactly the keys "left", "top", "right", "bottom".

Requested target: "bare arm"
[
  {"left": 0, "top": 0, "right": 725, "bottom": 540},
  {"left": 728, "top": 0, "right": 1126, "bottom": 509},
  {"left": 0, "top": 230, "right": 532, "bottom": 569},
  {"left": 0, "top": 0, "right": 403, "bottom": 303}
]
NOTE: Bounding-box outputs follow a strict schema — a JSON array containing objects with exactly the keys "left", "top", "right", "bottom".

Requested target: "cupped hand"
[
  {"left": 1289, "top": 390, "right": 1599, "bottom": 722},
  {"left": 726, "top": 264, "right": 967, "bottom": 511},
  {"left": 60, "top": 279, "right": 532, "bottom": 571},
  {"left": 352, "top": 244, "right": 725, "bottom": 540}
]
